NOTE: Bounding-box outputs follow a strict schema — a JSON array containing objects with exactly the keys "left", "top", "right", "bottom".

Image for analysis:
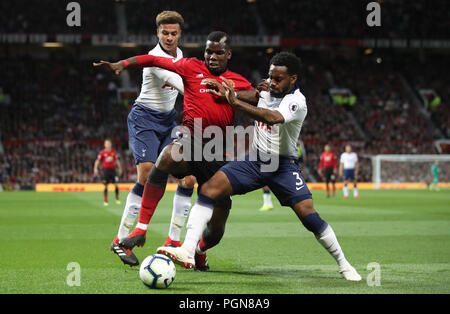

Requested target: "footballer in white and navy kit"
[
  {"left": 159, "top": 52, "right": 362, "bottom": 281},
  {"left": 339, "top": 144, "right": 360, "bottom": 198},
  {"left": 128, "top": 42, "right": 184, "bottom": 165},
  {"left": 220, "top": 87, "right": 312, "bottom": 207}
]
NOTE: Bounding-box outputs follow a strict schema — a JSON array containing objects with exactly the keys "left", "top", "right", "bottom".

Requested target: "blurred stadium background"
[{"left": 0, "top": 0, "right": 449, "bottom": 191}]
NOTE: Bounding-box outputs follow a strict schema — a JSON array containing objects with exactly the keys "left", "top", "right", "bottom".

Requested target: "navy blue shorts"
[
  {"left": 127, "top": 103, "right": 177, "bottom": 165},
  {"left": 220, "top": 154, "right": 312, "bottom": 207},
  {"left": 343, "top": 169, "right": 356, "bottom": 181}
]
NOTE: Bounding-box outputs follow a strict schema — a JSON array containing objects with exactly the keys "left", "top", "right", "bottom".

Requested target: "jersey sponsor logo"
[
  {"left": 199, "top": 79, "right": 208, "bottom": 93},
  {"left": 196, "top": 73, "right": 204, "bottom": 78}
]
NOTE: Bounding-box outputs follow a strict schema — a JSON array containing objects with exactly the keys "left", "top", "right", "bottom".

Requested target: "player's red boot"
[
  {"left": 163, "top": 236, "right": 182, "bottom": 248},
  {"left": 120, "top": 228, "right": 146, "bottom": 249}
]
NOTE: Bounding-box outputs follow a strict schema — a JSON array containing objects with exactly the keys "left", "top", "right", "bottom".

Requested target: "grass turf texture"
[{"left": 0, "top": 189, "right": 449, "bottom": 294}]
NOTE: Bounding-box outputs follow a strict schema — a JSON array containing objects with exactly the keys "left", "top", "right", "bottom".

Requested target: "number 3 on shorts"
[{"left": 292, "top": 172, "right": 304, "bottom": 190}]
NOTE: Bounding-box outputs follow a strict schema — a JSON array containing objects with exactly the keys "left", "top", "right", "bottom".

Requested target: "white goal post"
[{"left": 371, "top": 154, "right": 450, "bottom": 188}]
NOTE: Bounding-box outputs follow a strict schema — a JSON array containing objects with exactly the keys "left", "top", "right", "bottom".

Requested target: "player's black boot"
[
  {"left": 194, "top": 251, "right": 210, "bottom": 272},
  {"left": 119, "top": 228, "right": 146, "bottom": 249},
  {"left": 110, "top": 243, "right": 139, "bottom": 267}
]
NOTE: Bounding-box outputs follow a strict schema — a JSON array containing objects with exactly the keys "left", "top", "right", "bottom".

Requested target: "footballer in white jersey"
[
  {"left": 135, "top": 43, "right": 184, "bottom": 112},
  {"left": 339, "top": 145, "right": 360, "bottom": 198},
  {"left": 252, "top": 88, "right": 307, "bottom": 158},
  {"left": 94, "top": 11, "right": 196, "bottom": 267},
  {"left": 160, "top": 52, "right": 362, "bottom": 282}
]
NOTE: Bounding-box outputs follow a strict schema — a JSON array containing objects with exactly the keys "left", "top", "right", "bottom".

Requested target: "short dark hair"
[
  {"left": 270, "top": 52, "right": 302, "bottom": 77},
  {"left": 206, "top": 31, "right": 231, "bottom": 48}
]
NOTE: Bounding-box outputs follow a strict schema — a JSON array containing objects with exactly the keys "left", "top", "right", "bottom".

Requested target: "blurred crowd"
[
  {"left": 0, "top": 0, "right": 449, "bottom": 189},
  {"left": 1, "top": 50, "right": 447, "bottom": 189},
  {"left": 1, "top": 0, "right": 448, "bottom": 39}
]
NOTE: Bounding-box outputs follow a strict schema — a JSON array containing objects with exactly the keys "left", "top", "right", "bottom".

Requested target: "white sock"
[
  {"left": 182, "top": 202, "right": 213, "bottom": 256},
  {"left": 263, "top": 192, "right": 273, "bottom": 206},
  {"left": 117, "top": 192, "right": 141, "bottom": 241},
  {"left": 353, "top": 187, "right": 359, "bottom": 197},
  {"left": 315, "top": 224, "right": 347, "bottom": 268},
  {"left": 168, "top": 191, "right": 192, "bottom": 241},
  {"left": 343, "top": 185, "right": 349, "bottom": 197}
]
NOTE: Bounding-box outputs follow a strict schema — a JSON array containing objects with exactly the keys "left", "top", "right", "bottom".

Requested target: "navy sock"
[
  {"left": 131, "top": 182, "right": 144, "bottom": 197},
  {"left": 197, "top": 193, "right": 216, "bottom": 208},
  {"left": 176, "top": 185, "right": 194, "bottom": 197},
  {"left": 301, "top": 212, "right": 328, "bottom": 235}
]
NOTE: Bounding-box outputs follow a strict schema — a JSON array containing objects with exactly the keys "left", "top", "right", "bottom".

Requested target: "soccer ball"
[{"left": 139, "top": 254, "right": 176, "bottom": 289}]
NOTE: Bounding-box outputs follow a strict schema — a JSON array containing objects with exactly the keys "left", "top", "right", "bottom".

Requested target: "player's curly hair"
[
  {"left": 270, "top": 52, "right": 302, "bottom": 77},
  {"left": 156, "top": 11, "right": 184, "bottom": 28}
]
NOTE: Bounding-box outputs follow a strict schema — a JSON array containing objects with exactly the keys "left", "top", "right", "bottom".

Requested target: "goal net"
[{"left": 371, "top": 154, "right": 450, "bottom": 188}]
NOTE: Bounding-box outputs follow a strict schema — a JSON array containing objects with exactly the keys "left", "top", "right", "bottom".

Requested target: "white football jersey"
[
  {"left": 251, "top": 88, "right": 307, "bottom": 157},
  {"left": 340, "top": 152, "right": 358, "bottom": 169},
  {"left": 135, "top": 43, "right": 184, "bottom": 112}
]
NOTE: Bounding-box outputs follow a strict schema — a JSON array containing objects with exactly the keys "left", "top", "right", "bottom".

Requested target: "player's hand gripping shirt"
[
  {"left": 252, "top": 88, "right": 307, "bottom": 158},
  {"left": 135, "top": 44, "right": 184, "bottom": 112},
  {"left": 135, "top": 55, "right": 253, "bottom": 133}
]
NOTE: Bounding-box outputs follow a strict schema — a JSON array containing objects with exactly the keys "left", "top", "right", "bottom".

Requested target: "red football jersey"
[
  {"left": 319, "top": 151, "right": 338, "bottom": 170},
  {"left": 97, "top": 149, "right": 118, "bottom": 170},
  {"left": 135, "top": 55, "right": 253, "bottom": 132}
]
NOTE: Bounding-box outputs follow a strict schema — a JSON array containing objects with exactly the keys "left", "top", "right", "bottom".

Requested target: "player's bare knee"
[
  {"left": 137, "top": 162, "right": 154, "bottom": 184},
  {"left": 155, "top": 147, "right": 176, "bottom": 171},
  {"left": 294, "top": 199, "right": 316, "bottom": 218}
]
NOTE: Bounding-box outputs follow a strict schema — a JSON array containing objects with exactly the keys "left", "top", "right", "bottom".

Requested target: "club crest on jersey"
[{"left": 224, "top": 79, "right": 236, "bottom": 88}]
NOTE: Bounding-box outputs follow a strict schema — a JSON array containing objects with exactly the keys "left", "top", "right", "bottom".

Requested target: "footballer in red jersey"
[
  {"left": 94, "top": 31, "right": 257, "bottom": 263},
  {"left": 94, "top": 138, "right": 123, "bottom": 205},
  {"left": 318, "top": 144, "right": 338, "bottom": 197}
]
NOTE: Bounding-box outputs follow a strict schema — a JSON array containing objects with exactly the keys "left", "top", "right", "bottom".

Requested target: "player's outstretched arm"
[
  {"left": 221, "top": 76, "right": 284, "bottom": 125},
  {"left": 93, "top": 55, "right": 183, "bottom": 76},
  {"left": 93, "top": 58, "right": 138, "bottom": 75}
]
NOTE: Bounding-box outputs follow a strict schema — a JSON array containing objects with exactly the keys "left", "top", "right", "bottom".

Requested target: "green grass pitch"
[{"left": 0, "top": 189, "right": 449, "bottom": 294}]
